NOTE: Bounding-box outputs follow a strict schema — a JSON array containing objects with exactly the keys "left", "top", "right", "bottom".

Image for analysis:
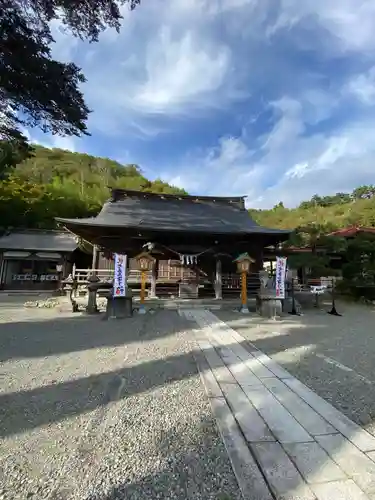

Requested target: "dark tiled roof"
[
  {"left": 0, "top": 230, "right": 78, "bottom": 252},
  {"left": 57, "top": 190, "right": 291, "bottom": 236}
]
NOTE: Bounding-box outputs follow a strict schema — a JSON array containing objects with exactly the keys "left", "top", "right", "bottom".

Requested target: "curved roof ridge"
[{"left": 110, "top": 188, "right": 246, "bottom": 205}]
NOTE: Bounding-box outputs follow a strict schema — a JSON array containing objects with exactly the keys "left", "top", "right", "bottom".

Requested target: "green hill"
[
  {"left": 250, "top": 188, "right": 375, "bottom": 234},
  {"left": 0, "top": 144, "right": 186, "bottom": 229},
  {"left": 1, "top": 140, "right": 375, "bottom": 239}
]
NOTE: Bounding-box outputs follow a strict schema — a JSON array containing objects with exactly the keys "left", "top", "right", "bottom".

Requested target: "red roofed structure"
[{"left": 328, "top": 226, "right": 375, "bottom": 238}]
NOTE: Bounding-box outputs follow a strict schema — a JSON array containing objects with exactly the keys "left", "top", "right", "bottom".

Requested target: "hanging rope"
[{"left": 146, "top": 242, "right": 214, "bottom": 264}]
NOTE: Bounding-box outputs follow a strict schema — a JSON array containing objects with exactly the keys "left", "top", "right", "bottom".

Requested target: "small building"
[
  {"left": 57, "top": 189, "right": 291, "bottom": 299},
  {"left": 0, "top": 230, "right": 88, "bottom": 291},
  {"left": 328, "top": 226, "right": 375, "bottom": 238}
]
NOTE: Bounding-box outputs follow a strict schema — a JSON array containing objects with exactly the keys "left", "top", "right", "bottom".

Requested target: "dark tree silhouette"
[{"left": 0, "top": 0, "right": 140, "bottom": 141}]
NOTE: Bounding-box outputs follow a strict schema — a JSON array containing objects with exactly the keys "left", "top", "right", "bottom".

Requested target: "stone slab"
[
  {"left": 283, "top": 442, "right": 346, "bottom": 484},
  {"left": 216, "top": 345, "right": 261, "bottom": 386},
  {"left": 243, "top": 385, "right": 314, "bottom": 443},
  {"left": 193, "top": 350, "right": 223, "bottom": 398},
  {"left": 220, "top": 383, "right": 275, "bottom": 443},
  {"left": 197, "top": 340, "right": 237, "bottom": 384},
  {"left": 210, "top": 397, "right": 273, "bottom": 500},
  {"left": 228, "top": 343, "right": 276, "bottom": 379},
  {"left": 285, "top": 378, "right": 375, "bottom": 452},
  {"left": 262, "top": 378, "right": 336, "bottom": 436},
  {"left": 311, "top": 480, "right": 369, "bottom": 500},
  {"left": 250, "top": 350, "right": 293, "bottom": 379},
  {"left": 251, "top": 442, "right": 315, "bottom": 500},
  {"left": 316, "top": 434, "right": 375, "bottom": 496}
]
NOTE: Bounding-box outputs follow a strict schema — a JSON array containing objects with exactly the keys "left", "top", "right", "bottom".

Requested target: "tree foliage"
[
  {"left": 0, "top": 144, "right": 186, "bottom": 230},
  {"left": 0, "top": 0, "right": 140, "bottom": 141},
  {"left": 250, "top": 186, "right": 375, "bottom": 233},
  {"left": 250, "top": 188, "right": 375, "bottom": 287}
]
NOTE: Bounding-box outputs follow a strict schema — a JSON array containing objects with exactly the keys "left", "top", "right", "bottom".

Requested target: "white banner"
[
  {"left": 275, "top": 256, "right": 287, "bottom": 299},
  {"left": 113, "top": 254, "right": 127, "bottom": 297}
]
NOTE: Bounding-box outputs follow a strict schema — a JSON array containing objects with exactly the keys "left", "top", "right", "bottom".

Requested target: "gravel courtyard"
[
  {"left": 216, "top": 301, "right": 375, "bottom": 435},
  {"left": 0, "top": 300, "right": 242, "bottom": 500}
]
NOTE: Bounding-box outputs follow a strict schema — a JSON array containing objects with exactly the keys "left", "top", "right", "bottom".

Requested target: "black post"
[
  {"left": 288, "top": 279, "right": 299, "bottom": 316},
  {"left": 328, "top": 279, "right": 342, "bottom": 316}
]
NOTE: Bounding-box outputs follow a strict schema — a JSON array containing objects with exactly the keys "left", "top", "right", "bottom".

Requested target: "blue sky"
[{"left": 25, "top": 0, "right": 375, "bottom": 208}]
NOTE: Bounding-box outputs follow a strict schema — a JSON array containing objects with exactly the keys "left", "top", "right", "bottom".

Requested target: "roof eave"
[{"left": 56, "top": 218, "right": 291, "bottom": 236}]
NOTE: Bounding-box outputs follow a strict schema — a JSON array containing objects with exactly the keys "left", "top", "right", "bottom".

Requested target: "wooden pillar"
[
  {"left": 150, "top": 260, "right": 157, "bottom": 298},
  {"left": 139, "top": 270, "right": 147, "bottom": 314},
  {"left": 91, "top": 245, "right": 99, "bottom": 276},
  {"left": 214, "top": 258, "right": 222, "bottom": 299},
  {"left": 240, "top": 270, "right": 249, "bottom": 313}
]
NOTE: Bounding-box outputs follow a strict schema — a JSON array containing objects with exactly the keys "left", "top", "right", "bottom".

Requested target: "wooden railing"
[
  {"left": 73, "top": 265, "right": 201, "bottom": 284},
  {"left": 73, "top": 268, "right": 152, "bottom": 283}
]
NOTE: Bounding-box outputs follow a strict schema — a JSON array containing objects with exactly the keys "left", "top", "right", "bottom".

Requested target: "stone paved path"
[{"left": 180, "top": 309, "right": 375, "bottom": 500}]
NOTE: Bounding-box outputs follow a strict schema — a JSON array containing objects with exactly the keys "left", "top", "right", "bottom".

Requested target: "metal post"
[
  {"left": 328, "top": 279, "right": 342, "bottom": 316},
  {"left": 139, "top": 270, "right": 146, "bottom": 314},
  {"left": 150, "top": 261, "right": 157, "bottom": 298},
  {"left": 215, "top": 259, "right": 222, "bottom": 300},
  {"left": 91, "top": 245, "right": 98, "bottom": 277},
  {"left": 240, "top": 271, "right": 249, "bottom": 313}
]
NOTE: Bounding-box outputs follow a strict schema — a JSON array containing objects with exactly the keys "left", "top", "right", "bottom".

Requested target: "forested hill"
[
  {"left": 250, "top": 187, "right": 375, "bottom": 234},
  {"left": 0, "top": 144, "right": 186, "bottom": 229},
  {"left": 1, "top": 141, "right": 375, "bottom": 236}
]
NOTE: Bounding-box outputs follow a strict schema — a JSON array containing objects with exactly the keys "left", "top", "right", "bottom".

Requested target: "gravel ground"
[
  {"left": 0, "top": 303, "right": 242, "bottom": 500},
  {"left": 216, "top": 301, "right": 375, "bottom": 435}
]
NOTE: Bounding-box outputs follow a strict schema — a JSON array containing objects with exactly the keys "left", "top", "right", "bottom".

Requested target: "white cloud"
[
  {"left": 49, "top": 18, "right": 79, "bottom": 62},
  {"left": 346, "top": 67, "right": 375, "bottom": 104},
  {"left": 162, "top": 135, "right": 261, "bottom": 198},
  {"left": 161, "top": 87, "right": 375, "bottom": 208},
  {"left": 22, "top": 0, "right": 375, "bottom": 211},
  {"left": 132, "top": 28, "right": 231, "bottom": 114},
  {"left": 76, "top": 0, "right": 248, "bottom": 137},
  {"left": 23, "top": 127, "right": 77, "bottom": 152},
  {"left": 269, "top": 0, "right": 375, "bottom": 53},
  {"left": 249, "top": 114, "right": 375, "bottom": 208}
]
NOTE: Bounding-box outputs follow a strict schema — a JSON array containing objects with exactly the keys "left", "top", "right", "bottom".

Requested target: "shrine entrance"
[{"left": 57, "top": 189, "right": 291, "bottom": 300}]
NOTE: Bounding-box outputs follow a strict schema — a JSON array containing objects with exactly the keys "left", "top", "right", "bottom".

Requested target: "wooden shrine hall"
[{"left": 57, "top": 189, "right": 291, "bottom": 299}]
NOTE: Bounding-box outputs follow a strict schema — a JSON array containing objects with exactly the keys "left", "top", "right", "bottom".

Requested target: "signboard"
[
  {"left": 113, "top": 253, "right": 127, "bottom": 297},
  {"left": 310, "top": 285, "right": 327, "bottom": 295},
  {"left": 275, "top": 257, "right": 287, "bottom": 299},
  {"left": 12, "top": 274, "right": 58, "bottom": 281}
]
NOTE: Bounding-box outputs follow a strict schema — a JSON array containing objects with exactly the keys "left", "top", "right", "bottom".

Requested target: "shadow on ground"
[
  {"left": 216, "top": 301, "right": 375, "bottom": 429},
  {"left": 2, "top": 303, "right": 375, "bottom": 499},
  {"left": 0, "top": 309, "right": 190, "bottom": 362}
]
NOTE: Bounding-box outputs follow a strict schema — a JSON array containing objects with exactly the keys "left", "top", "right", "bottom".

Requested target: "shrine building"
[{"left": 57, "top": 189, "right": 291, "bottom": 299}]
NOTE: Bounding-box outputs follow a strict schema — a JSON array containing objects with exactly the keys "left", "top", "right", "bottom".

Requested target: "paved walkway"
[{"left": 181, "top": 309, "right": 375, "bottom": 500}]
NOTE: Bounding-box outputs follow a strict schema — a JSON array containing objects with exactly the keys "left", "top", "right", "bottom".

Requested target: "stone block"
[
  {"left": 282, "top": 442, "right": 346, "bottom": 484},
  {"left": 258, "top": 298, "right": 283, "bottom": 318},
  {"left": 285, "top": 378, "right": 375, "bottom": 452},
  {"left": 210, "top": 397, "right": 273, "bottom": 500},
  {"left": 262, "top": 378, "right": 336, "bottom": 436},
  {"left": 316, "top": 433, "right": 375, "bottom": 496},
  {"left": 251, "top": 442, "right": 315, "bottom": 499},
  {"left": 105, "top": 296, "right": 133, "bottom": 318},
  {"left": 242, "top": 385, "right": 313, "bottom": 443},
  {"left": 220, "top": 383, "right": 274, "bottom": 443},
  {"left": 311, "top": 480, "right": 368, "bottom": 500}
]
